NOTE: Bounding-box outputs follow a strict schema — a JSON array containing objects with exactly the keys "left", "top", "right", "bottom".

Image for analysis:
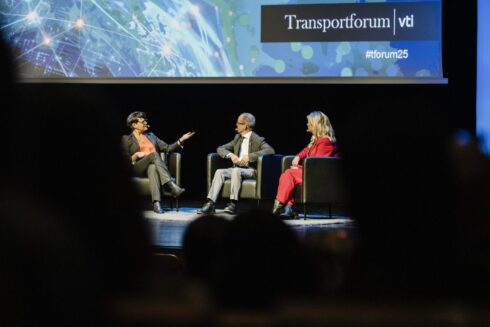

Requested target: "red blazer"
[{"left": 296, "top": 137, "right": 338, "bottom": 163}]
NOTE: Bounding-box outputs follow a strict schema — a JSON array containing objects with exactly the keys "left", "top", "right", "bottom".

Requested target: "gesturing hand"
[
  {"left": 291, "top": 156, "right": 300, "bottom": 168},
  {"left": 229, "top": 154, "right": 240, "bottom": 164},
  {"left": 237, "top": 154, "right": 249, "bottom": 166},
  {"left": 132, "top": 151, "right": 146, "bottom": 161},
  {"left": 179, "top": 131, "right": 195, "bottom": 143}
]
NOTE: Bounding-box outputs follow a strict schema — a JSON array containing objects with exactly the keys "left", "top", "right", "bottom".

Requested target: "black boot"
[
  {"left": 272, "top": 199, "right": 285, "bottom": 215},
  {"left": 153, "top": 201, "right": 165, "bottom": 214},
  {"left": 199, "top": 199, "right": 215, "bottom": 214},
  {"left": 166, "top": 181, "right": 185, "bottom": 197},
  {"left": 280, "top": 205, "right": 297, "bottom": 219}
]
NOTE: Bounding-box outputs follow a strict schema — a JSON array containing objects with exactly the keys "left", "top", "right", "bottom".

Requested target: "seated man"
[
  {"left": 122, "top": 111, "right": 194, "bottom": 213},
  {"left": 199, "top": 113, "right": 275, "bottom": 214}
]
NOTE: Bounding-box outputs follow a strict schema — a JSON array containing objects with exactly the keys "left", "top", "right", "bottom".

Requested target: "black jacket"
[
  {"left": 217, "top": 132, "right": 275, "bottom": 167},
  {"left": 121, "top": 132, "right": 182, "bottom": 163}
]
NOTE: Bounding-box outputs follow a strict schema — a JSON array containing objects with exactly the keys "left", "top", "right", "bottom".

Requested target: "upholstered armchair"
[
  {"left": 132, "top": 152, "right": 182, "bottom": 210},
  {"left": 281, "top": 156, "right": 349, "bottom": 218},
  {"left": 207, "top": 153, "right": 283, "bottom": 205}
]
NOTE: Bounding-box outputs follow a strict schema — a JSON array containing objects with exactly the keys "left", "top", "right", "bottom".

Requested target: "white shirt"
[{"left": 239, "top": 131, "right": 252, "bottom": 159}]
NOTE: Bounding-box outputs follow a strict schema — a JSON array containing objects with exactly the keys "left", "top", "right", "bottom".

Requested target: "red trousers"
[{"left": 276, "top": 167, "right": 303, "bottom": 205}]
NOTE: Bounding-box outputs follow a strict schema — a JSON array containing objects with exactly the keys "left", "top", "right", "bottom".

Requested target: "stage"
[{"left": 144, "top": 205, "right": 354, "bottom": 249}]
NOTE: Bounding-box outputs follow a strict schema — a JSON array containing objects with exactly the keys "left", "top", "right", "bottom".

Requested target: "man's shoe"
[
  {"left": 223, "top": 202, "right": 237, "bottom": 214},
  {"left": 272, "top": 199, "right": 285, "bottom": 215},
  {"left": 199, "top": 200, "right": 215, "bottom": 214},
  {"left": 166, "top": 181, "right": 185, "bottom": 198},
  {"left": 153, "top": 201, "right": 166, "bottom": 214},
  {"left": 280, "top": 205, "right": 297, "bottom": 219}
]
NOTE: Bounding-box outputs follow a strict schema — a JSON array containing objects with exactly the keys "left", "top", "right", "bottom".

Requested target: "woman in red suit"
[{"left": 273, "top": 111, "right": 338, "bottom": 218}]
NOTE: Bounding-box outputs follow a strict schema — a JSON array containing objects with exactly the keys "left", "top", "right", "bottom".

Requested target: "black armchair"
[
  {"left": 207, "top": 153, "right": 283, "bottom": 205},
  {"left": 282, "top": 156, "right": 349, "bottom": 218},
  {"left": 132, "top": 152, "right": 182, "bottom": 210}
]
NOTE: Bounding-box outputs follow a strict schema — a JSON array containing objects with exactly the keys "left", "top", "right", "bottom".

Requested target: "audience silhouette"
[
  {"left": 0, "top": 35, "right": 155, "bottom": 323},
  {"left": 2, "top": 30, "right": 490, "bottom": 326},
  {"left": 213, "top": 209, "right": 320, "bottom": 309},
  {"left": 339, "top": 103, "right": 490, "bottom": 298},
  {"left": 183, "top": 215, "right": 230, "bottom": 285}
]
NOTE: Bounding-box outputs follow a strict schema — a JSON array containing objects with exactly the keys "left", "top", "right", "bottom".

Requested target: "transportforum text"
[{"left": 284, "top": 11, "right": 414, "bottom": 36}]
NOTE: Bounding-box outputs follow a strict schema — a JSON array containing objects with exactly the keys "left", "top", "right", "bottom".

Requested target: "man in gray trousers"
[{"left": 199, "top": 113, "right": 275, "bottom": 214}]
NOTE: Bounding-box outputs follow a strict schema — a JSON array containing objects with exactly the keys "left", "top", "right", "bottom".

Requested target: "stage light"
[
  {"left": 26, "top": 11, "right": 40, "bottom": 24},
  {"left": 26, "top": 11, "right": 38, "bottom": 21},
  {"left": 43, "top": 35, "right": 52, "bottom": 45},
  {"left": 160, "top": 44, "right": 172, "bottom": 58},
  {"left": 75, "top": 17, "right": 85, "bottom": 30}
]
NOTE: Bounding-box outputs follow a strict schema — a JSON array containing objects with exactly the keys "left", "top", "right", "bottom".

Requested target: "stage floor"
[{"left": 144, "top": 206, "right": 354, "bottom": 249}]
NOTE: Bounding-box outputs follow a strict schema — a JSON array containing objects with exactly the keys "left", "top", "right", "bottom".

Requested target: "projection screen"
[{"left": 0, "top": 0, "right": 445, "bottom": 83}]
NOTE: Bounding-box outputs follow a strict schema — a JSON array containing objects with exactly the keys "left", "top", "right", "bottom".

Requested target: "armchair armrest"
[
  {"left": 281, "top": 155, "right": 295, "bottom": 173},
  {"left": 207, "top": 153, "right": 233, "bottom": 192},
  {"left": 166, "top": 152, "right": 181, "bottom": 186},
  {"left": 256, "top": 154, "right": 283, "bottom": 199},
  {"left": 302, "top": 157, "right": 348, "bottom": 204}
]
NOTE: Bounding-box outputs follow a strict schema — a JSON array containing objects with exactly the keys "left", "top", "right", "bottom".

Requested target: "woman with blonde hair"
[{"left": 273, "top": 111, "right": 339, "bottom": 218}]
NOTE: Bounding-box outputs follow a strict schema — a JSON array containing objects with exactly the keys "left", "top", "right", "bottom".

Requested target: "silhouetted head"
[
  {"left": 339, "top": 103, "right": 459, "bottom": 296},
  {"left": 9, "top": 90, "right": 151, "bottom": 298},
  {"left": 215, "top": 209, "right": 319, "bottom": 309},
  {"left": 0, "top": 193, "right": 99, "bottom": 326},
  {"left": 183, "top": 215, "right": 230, "bottom": 283}
]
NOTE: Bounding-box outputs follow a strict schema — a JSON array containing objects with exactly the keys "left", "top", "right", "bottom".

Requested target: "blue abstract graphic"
[{"left": 0, "top": 0, "right": 442, "bottom": 78}]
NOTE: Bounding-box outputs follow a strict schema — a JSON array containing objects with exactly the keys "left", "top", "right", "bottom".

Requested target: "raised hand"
[{"left": 179, "top": 131, "right": 195, "bottom": 143}]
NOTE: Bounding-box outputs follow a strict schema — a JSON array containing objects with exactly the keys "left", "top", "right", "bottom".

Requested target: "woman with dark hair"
[
  {"left": 122, "top": 111, "right": 194, "bottom": 213},
  {"left": 272, "top": 111, "right": 339, "bottom": 218}
]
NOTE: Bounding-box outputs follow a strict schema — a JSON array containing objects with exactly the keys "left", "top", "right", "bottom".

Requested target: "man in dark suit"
[
  {"left": 199, "top": 113, "right": 275, "bottom": 214},
  {"left": 122, "top": 111, "right": 194, "bottom": 213}
]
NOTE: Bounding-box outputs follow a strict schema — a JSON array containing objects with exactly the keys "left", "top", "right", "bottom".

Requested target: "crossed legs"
[{"left": 133, "top": 152, "right": 172, "bottom": 202}]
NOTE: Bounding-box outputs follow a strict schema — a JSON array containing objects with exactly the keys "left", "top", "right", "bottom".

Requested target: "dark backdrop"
[{"left": 16, "top": 1, "right": 476, "bottom": 200}]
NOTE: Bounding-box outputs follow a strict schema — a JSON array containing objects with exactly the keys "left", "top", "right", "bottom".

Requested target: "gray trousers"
[
  {"left": 207, "top": 167, "right": 256, "bottom": 202},
  {"left": 133, "top": 152, "right": 172, "bottom": 202}
]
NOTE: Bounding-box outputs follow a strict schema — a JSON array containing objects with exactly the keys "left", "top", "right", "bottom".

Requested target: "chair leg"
[
  {"left": 303, "top": 203, "right": 307, "bottom": 220},
  {"left": 329, "top": 204, "right": 332, "bottom": 218},
  {"left": 256, "top": 199, "right": 260, "bottom": 208},
  {"left": 176, "top": 198, "right": 179, "bottom": 212}
]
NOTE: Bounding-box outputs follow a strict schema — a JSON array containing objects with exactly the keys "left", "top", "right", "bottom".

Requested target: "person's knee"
[
  {"left": 148, "top": 152, "right": 159, "bottom": 161},
  {"left": 231, "top": 168, "right": 241, "bottom": 178},
  {"left": 213, "top": 169, "right": 226, "bottom": 181},
  {"left": 280, "top": 170, "right": 291, "bottom": 180},
  {"left": 214, "top": 169, "right": 225, "bottom": 177}
]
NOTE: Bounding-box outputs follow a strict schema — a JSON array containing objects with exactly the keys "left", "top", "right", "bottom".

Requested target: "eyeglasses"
[{"left": 137, "top": 119, "right": 148, "bottom": 125}]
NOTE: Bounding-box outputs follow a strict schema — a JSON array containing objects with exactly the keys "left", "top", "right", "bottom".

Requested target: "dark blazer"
[
  {"left": 217, "top": 131, "right": 275, "bottom": 167},
  {"left": 121, "top": 132, "right": 182, "bottom": 163}
]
